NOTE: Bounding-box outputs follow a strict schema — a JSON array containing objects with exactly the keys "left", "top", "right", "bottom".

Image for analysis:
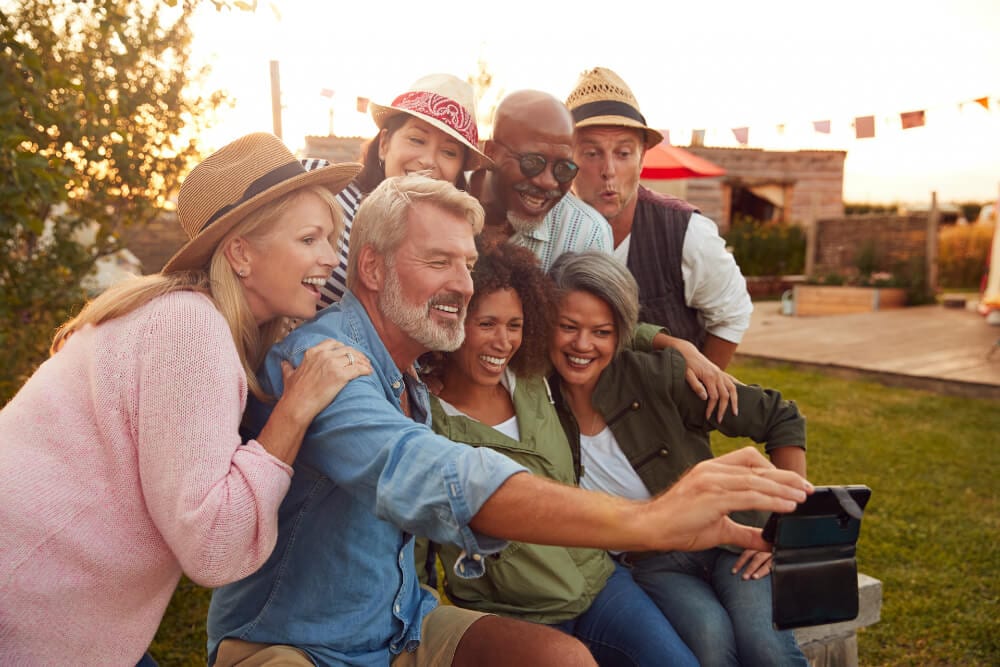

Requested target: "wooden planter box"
[{"left": 792, "top": 285, "right": 907, "bottom": 316}]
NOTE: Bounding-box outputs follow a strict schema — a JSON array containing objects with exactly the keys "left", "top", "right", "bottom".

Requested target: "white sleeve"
[{"left": 681, "top": 212, "right": 753, "bottom": 343}]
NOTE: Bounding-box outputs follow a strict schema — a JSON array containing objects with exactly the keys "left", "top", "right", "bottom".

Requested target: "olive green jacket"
[
  {"left": 420, "top": 373, "right": 614, "bottom": 624},
  {"left": 551, "top": 348, "right": 806, "bottom": 529}
]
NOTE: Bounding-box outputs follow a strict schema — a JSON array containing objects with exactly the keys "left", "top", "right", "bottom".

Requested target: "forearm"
[
  {"left": 470, "top": 472, "right": 648, "bottom": 552},
  {"left": 702, "top": 333, "right": 738, "bottom": 370},
  {"left": 769, "top": 445, "right": 807, "bottom": 478},
  {"left": 255, "top": 399, "right": 311, "bottom": 465}
]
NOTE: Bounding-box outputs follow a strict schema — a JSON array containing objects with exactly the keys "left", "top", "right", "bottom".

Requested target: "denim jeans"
[
  {"left": 553, "top": 563, "right": 698, "bottom": 667},
  {"left": 629, "top": 549, "right": 808, "bottom": 667},
  {"left": 135, "top": 653, "right": 158, "bottom": 667}
]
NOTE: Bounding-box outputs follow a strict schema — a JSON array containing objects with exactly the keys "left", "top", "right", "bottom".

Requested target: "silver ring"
[{"left": 345, "top": 351, "right": 355, "bottom": 366}]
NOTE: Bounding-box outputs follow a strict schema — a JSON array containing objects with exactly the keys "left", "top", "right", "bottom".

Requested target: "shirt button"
[
  {"left": 472, "top": 554, "right": 482, "bottom": 561},
  {"left": 659, "top": 448, "right": 669, "bottom": 456},
  {"left": 394, "top": 603, "right": 401, "bottom": 613},
  {"left": 631, "top": 401, "right": 640, "bottom": 410},
  {"left": 392, "top": 380, "right": 401, "bottom": 389}
]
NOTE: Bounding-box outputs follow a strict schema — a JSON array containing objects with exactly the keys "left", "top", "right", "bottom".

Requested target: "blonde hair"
[
  {"left": 346, "top": 174, "right": 484, "bottom": 289},
  {"left": 52, "top": 185, "right": 343, "bottom": 401}
]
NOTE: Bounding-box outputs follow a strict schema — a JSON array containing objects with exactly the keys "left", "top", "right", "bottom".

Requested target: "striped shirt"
[{"left": 509, "top": 193, "right": 612, "bottom": 272}]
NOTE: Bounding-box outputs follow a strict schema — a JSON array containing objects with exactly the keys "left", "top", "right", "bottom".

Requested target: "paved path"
[{"left": 735, "top": 303, "right": 1000, "bottom": 400}]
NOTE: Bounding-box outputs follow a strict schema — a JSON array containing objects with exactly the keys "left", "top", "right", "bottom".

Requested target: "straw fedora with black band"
[
  {"left": 368, "top": 73, "right": 493, "bottom": 170},
  {"left": 565, "top": 67, "right": 664, "bottom": 150},
  {"left": 162, "top": 133, "right": 361, "bottom": 273}
]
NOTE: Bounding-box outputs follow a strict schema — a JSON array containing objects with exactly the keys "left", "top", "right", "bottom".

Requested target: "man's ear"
[
  {"left": 483, "top": 139, "right": 499, "bottom": 162},
  {"left": 222, "top": 236, "right": 251, "bottom": 276},
  {"left": 355, "top": 244, "right": 385, "bottom": 292}
]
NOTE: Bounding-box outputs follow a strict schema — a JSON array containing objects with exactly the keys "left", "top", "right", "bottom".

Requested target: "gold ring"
[{"left": 346, "top": 351, "right": 355, "bottom": 366}]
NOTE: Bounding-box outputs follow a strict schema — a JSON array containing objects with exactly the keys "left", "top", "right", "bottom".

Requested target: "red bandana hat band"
[{"left": 391, "top": 91, "right": 479, "bottom": 146}]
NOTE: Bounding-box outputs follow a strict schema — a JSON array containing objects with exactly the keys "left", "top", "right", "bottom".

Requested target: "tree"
[{"left": 0, "top": 0, "right": 225, "bottom": 402}]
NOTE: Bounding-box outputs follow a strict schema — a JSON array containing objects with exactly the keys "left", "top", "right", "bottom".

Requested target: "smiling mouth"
[
  {"left": 302, "top": 277, "right": 327, "bottom": 295},
  {"left": 566, "top": 355, "right": 593, "bottom": 367},
  {"left": 480, "top": 354, "right": 507, "bottom": 370}
]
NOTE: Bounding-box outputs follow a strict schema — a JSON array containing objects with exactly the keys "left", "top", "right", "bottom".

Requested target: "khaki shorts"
[{"left": 214, "top": 604, "right": 488, "bottom": 667}]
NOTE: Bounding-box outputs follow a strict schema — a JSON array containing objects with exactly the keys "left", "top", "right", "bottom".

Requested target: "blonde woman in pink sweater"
[{"left": 0, "top": 133, "right": 372, "bottom": 666}]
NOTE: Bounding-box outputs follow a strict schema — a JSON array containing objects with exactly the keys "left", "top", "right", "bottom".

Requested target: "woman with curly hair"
[{"left": 421, "top": 242, "right": 697, "bottom": 667}]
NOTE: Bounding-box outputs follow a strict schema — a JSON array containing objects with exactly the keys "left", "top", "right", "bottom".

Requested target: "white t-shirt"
[{"left": 579, "top": 426, "right": 651, "bottom": 501}]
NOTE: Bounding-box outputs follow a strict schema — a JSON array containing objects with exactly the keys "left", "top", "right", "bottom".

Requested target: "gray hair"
[
  {"left": 548, "top": 250, "right": 639, "bottom": 353},
  {"left": 346, "top": 174, "right": 485, "bottom": 289}
]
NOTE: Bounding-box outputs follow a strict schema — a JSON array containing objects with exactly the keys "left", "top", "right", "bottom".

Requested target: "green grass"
[{"left": 151, "top": 360, "right": 999, "bottom": 666}]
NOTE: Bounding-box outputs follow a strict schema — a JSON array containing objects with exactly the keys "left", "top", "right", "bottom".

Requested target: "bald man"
[{"left": 468, "top": 90, "right": 611, "bottom": 271}]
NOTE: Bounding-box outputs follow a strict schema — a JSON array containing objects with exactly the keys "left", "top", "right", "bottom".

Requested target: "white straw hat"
[{"left": 368, "top": 73, "right": 492, "bottom": 170}]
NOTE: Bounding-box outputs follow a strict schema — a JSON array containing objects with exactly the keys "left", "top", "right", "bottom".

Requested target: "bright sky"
[{"left": 189, "top": 0, "right": 1000, "bottom": 206}]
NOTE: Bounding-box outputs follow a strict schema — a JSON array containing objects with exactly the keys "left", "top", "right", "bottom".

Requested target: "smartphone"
[{"left": 764, "top": 484, "right": 872, "bottom": 630}]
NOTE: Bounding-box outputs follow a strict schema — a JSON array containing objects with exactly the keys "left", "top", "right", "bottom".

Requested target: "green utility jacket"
[
  {"left": 551, "top": 348, "right": 806, "bottom": 529},
  {"left": 421, "top": 373, "right": 614, "bottom": 624}
]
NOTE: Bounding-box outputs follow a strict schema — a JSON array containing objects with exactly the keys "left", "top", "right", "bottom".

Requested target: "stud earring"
[{"left": 238, "top": 269, "right": 247, "bottom": 278}]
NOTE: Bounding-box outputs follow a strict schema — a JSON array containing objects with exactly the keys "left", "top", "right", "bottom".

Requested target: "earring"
[
  {"left": 238, "top": 269, "right": 247, "bottom": 278},
  {"left": 378, "top": 158, "right": 385, "bottom": 171}
]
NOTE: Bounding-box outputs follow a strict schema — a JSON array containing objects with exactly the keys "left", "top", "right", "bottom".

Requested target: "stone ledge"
[{"left": 794, "top": 573, "right": 882, "bottom": 667}]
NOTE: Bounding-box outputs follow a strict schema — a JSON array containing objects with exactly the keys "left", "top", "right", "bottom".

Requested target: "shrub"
[
  {"left": 724, "top": 215, "right": 806, "bottom": 277},
  {"left": 938, "top": 222, "right": 993, "bottom": 289}
]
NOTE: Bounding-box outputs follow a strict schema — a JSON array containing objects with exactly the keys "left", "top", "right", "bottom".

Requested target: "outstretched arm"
[{"left": 470, "top": 446, "right": 811, "bottom": 554}]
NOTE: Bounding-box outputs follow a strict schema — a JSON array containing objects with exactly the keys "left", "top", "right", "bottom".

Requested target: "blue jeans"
[
  {"left": 629, "top": 549, "right": 808, "bottom": 667},
  {"left": 553, "top": 563, "right": 698, "bottom": 667}
]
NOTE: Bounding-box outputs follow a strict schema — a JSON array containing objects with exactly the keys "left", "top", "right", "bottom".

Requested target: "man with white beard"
[
  {"left": 207, "top": 175, "right": 813, "bottom": 667},
  {"left": 468, "top": 90, "right": 611, "bottom": 271}
]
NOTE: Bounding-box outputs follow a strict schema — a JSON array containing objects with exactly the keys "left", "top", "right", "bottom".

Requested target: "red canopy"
[{"left": 641, "top": 143, "right": 726, "bottom": 180}]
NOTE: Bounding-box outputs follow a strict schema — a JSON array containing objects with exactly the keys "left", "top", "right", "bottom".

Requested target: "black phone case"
[{"left": 765, "top": 485, "right": 871, "bottom": 630}]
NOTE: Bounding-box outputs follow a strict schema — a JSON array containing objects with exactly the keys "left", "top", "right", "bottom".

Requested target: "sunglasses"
[{"left": 493, "top": 139, "right": 579, "bottom": 184}]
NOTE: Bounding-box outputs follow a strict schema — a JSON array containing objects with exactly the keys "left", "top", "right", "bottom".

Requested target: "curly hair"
[{"left": 463, "top": 241, "right": 556, "bottom": 377}]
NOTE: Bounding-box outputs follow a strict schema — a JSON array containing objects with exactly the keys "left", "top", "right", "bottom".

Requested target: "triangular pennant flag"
[
  {"left": 691, "top": 129, "right": 705, "bottom": 146},
  {"left": 900, "top": 110, "right": 925, "bottom": 129},
  {"left": 356, "top": 96, "right": 370, "bottom": 113},
  {"left": 319, "top": 88, "right": 335, "bottom": 99},
  {"left": 661, "top": 129, "right": 671, "bottom": 145},
  {"left": 813, "top": 120, "right": 831, "bottom": 134},
  {"left": 975, "top": 96, "right": 990, "bottom": 110},
  {"left": 776, "top": 123, "right": 786, "bottom": 135},
  {"left": 854, "top": 115, "right": 875, "bottom": 139},
  {"left": 732, "top": 127, "right": 749, "bottom": 145}
]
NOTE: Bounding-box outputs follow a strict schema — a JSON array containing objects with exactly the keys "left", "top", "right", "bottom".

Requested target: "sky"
[{"left": 188, "top": 0, "right": 1000, "bottom": 206}]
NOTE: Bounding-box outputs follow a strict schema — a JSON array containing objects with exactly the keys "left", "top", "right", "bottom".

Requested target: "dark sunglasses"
[{"left": 493, "top": 139, "right": 579, "bottom": 184}]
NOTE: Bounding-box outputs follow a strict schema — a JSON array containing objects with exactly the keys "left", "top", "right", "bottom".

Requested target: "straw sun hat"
[
  {"left": 368, "top": 73, "right": 492, "bottom": 170},
  {"left": 565, "top": 67, "right": 664, "bottom": 149},
  {"left": 162, "top": 133, "right": 361, "bottom": 273}
]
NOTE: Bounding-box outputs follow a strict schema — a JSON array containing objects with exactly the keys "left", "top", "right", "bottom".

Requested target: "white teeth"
[
  {"left": 568, "top": 355, "right": 592, "bottom": 366},
  {"left": 302, "top": 277, "right": 326, "bottom": 286},
  {"left": 522, "top": 194, "right": 545, "bottom": 208},
  {"left": 480, "top": 355, "right": 506, "bottom": 366},
  {"left": 433, "top": 304, "right": 459, "bottom": 313}
]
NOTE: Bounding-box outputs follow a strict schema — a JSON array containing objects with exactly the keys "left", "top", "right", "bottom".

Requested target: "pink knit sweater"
[{"left": 0, "top": 291, "right": 293, "bottom": 666}]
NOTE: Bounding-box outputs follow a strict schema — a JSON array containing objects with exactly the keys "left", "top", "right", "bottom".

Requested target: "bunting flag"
[
  {"left": 319, "top": 88, "right": 335, "bottom": 99},
  {"left": 651, "top": 91, "right": 995, "bottom": 147},
  {"left": 661, "top": 129, "right": 671, "bottom": 145},
  {"left": 900, "top": 110, "right": 925, "bottom": 129},
  {"left": 356, "top": 96, "right": 370, "bottom": 113},
  {"left": 854, "top": 115, "right": 876, "bottom": 139}
]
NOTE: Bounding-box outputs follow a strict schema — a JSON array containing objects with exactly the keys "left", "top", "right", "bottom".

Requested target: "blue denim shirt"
[{"left": 207, "top": 292, "right": 527, "bottom": 666}]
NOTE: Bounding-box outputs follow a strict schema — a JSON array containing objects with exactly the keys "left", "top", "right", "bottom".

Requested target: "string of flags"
[{"left": 663, "top": 94, "right": 996, "bottom": 147}]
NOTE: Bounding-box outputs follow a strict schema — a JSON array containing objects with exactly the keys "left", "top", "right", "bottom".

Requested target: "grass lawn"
[{"left": 151, "top": 359, "right": 999, "bottom": 666}]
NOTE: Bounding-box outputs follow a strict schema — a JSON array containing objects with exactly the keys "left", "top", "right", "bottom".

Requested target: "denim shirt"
[{"left": 207, "top": 292, "right": 527, "bottom": 666}]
